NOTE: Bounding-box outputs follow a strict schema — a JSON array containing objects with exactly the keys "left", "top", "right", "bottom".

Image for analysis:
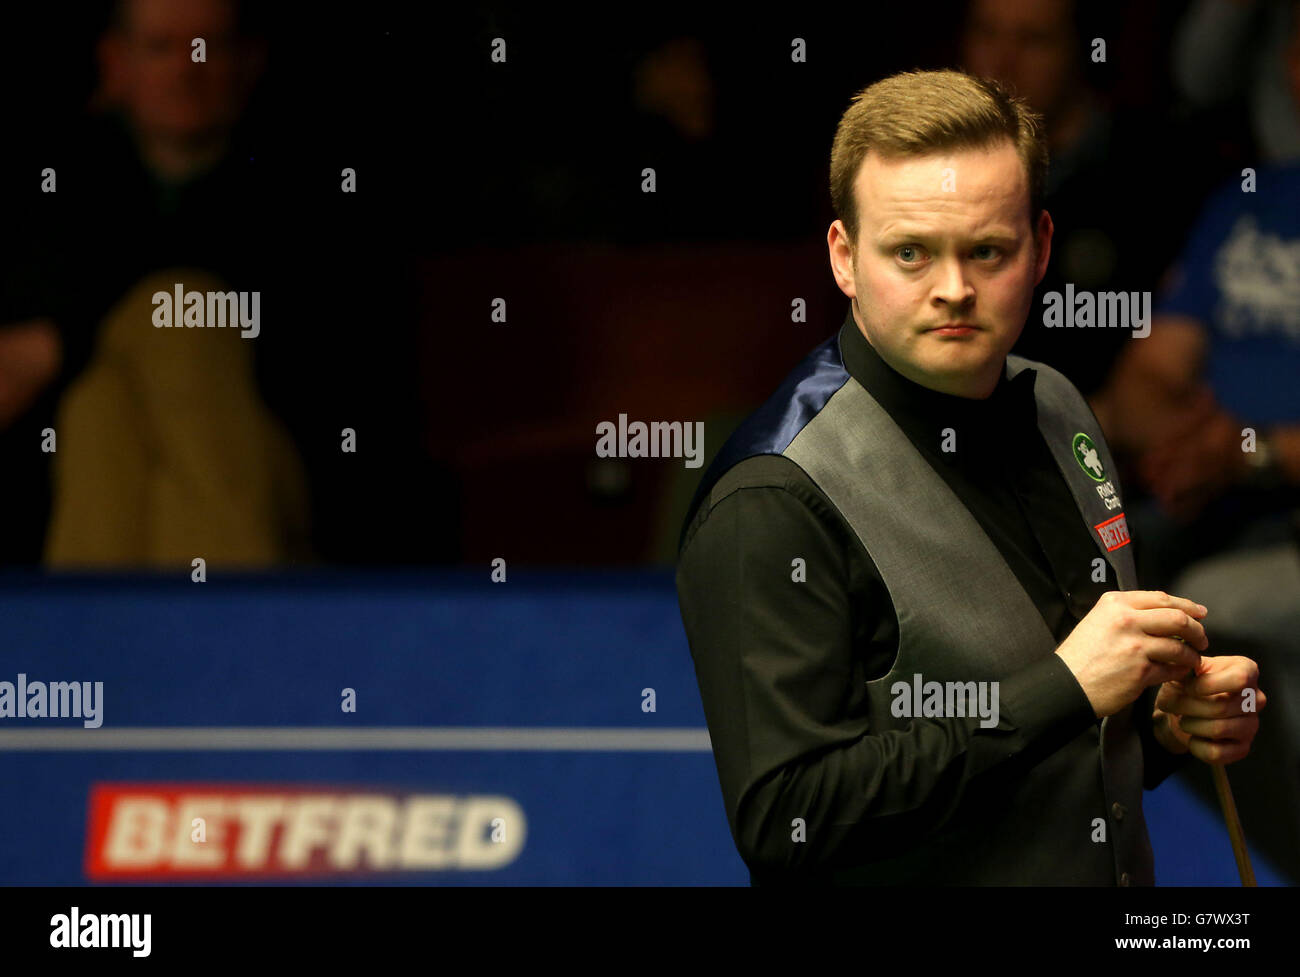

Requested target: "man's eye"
[
  {"left": 896, "top": 246, "right": 923, "bottom": 263},
  {"left": 973, "top": 245, "right": 1001, "bottom": 260}
]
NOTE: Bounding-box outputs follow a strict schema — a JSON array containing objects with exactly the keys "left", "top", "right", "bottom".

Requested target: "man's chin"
[{"left": 912, "top": 348, "right": 1006, "bottom": 383}]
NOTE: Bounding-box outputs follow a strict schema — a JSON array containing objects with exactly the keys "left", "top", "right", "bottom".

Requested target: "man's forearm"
[{"left": 726, "top": 655, "right": 1098, "bottom": 875}]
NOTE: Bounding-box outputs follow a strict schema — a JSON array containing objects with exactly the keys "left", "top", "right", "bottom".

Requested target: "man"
[
  {"left": 1, "top": 0, "right": 446, "bottom": 566},
  {"left": 0, "top": 0, "right": 296, "bottom": 566},
  {"left": 675, "top": 69, "right": 1264, "bottom": 885},
  {"left": 33, "top": 0, "right": 310, "bottom": 567}
]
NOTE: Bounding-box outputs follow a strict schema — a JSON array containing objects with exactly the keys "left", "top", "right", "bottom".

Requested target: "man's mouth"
[{"left": 926, "top": 323, "right": 979, "bottom": 335}]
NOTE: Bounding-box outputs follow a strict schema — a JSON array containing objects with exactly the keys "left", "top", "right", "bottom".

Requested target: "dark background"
[{"left": 0, "top": 1, "right": 1259, "bottom": 566}]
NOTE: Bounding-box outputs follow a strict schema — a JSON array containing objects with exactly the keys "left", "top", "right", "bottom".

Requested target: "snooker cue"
[
  {"left": 1172, "top": 637, "right": 1255, "bottom": 885},
  {"left": 1211, "top": 763, "right": 1255, "bottom": 886}
]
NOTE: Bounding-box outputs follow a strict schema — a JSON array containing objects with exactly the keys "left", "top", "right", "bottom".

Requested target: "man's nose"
[{"left": 931, "top": 257, "right": 975, "bottom": 308}]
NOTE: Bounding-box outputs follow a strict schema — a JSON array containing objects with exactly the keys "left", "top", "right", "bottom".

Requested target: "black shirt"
[{"left": 675, "top": 308, "right": 1190, "bottom": 879}]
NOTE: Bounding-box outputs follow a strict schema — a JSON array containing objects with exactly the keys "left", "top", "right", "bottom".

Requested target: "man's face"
[
  {"left": 961, "top": 0, "right": 1076, "bottom": 119},
  {"left": 103, "top": 0, "right": 248, "bottom": 142},
  {"left": 828, "top": 139, "right": 1052, "bottom": 398}
]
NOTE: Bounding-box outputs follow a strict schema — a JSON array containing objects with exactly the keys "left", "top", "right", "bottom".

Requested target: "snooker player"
[{"left": 675, "top": 68, "right": 1265, "bottom": 885}]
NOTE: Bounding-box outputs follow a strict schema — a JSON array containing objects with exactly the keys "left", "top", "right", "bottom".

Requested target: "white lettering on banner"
[{"left": 90, "top": 789, "right": 526, "bottom": 877}]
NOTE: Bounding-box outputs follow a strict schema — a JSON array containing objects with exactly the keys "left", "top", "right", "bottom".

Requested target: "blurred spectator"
[
  {"left": 0, "top": 0, "right": 282, "bottom": 565},
  {"left": 1173, "top": 0, "right": 1300, "bottom": 163},
  {"left": 1091, "top": 156, "right": 1300, "bottom": 587},
  {"left": 1090, "top": 5, "right": 1300, "bottom": 596},
  {"left": 0, "top": 0, "right": 451, "bottom": 567},
  {"left": 28, "top": 0, "right": 308, "bottom": 568},
  {"left": 960, "top": 0, "right": 1219, "bottom": 397}
]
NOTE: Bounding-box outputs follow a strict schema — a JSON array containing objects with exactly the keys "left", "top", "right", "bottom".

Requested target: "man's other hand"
[{"left": 1154, "top": 655, "right": 1265, "bottom": 765}]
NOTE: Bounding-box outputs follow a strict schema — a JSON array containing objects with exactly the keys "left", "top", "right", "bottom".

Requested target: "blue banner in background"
[{"left": 0, "top": 570, "right": 1283, "bottom": 884}]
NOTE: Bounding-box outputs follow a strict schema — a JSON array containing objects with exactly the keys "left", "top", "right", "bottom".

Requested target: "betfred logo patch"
[
  {"left": 1094, "top": 513, "right": 1131, "bottom": 551},
  {"left": 85, "top": 784, "right": 526, "bottom": 879}
]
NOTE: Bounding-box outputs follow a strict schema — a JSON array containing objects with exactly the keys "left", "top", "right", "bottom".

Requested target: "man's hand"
[
  {"left": 1055, "top": 590, "right": 1207, "bottom": 719},
  {"left": 1153, "top": 655, "right": 1265, "bottom": 764}
]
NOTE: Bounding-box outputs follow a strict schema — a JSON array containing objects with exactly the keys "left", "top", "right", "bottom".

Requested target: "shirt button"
[
  {"left": 1112, "top": 801, "right": 1126, "bottom": 821},
  {"left": 1119, "top": 872, "right": 1131, "bottom": 886}
]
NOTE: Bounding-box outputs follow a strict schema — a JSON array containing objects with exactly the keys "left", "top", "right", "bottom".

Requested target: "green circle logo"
[{"left": 1072, "top": 432, "right": 1106, "bottom": 482}]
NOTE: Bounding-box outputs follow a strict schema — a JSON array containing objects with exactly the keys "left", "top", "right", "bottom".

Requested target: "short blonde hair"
[{"left": 829, "top": 69, "right": 1048, "bottom": 252}]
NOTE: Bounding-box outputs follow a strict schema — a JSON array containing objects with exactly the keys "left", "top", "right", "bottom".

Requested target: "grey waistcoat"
[{"left": 774, "top": 354, "right": 1151, "bottom": 885}]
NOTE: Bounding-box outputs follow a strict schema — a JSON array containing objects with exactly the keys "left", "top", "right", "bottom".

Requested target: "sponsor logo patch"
[
  {"left": 1072, "top": 432, "right": 1107, "bottom": 482},
  {"left": 1094, "top": 513, "right": 1131, "bottom": 551}
]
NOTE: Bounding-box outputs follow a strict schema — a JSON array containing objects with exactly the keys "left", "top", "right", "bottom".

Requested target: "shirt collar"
[{"left": 836, "top": 306, "right": 1039, "bottom": 441}]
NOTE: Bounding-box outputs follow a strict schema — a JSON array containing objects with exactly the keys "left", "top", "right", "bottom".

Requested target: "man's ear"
[
  {"left": 1033, "top": 209, "right": 1054, "bottom": 286},
  {"left": 828, "top": 220, "right": 857, "bottom": 295}
]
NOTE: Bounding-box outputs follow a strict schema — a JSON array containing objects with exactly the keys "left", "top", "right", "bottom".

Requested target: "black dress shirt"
[{"left": 676, "top": 309, "right": 1191, "bottom": 881}]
